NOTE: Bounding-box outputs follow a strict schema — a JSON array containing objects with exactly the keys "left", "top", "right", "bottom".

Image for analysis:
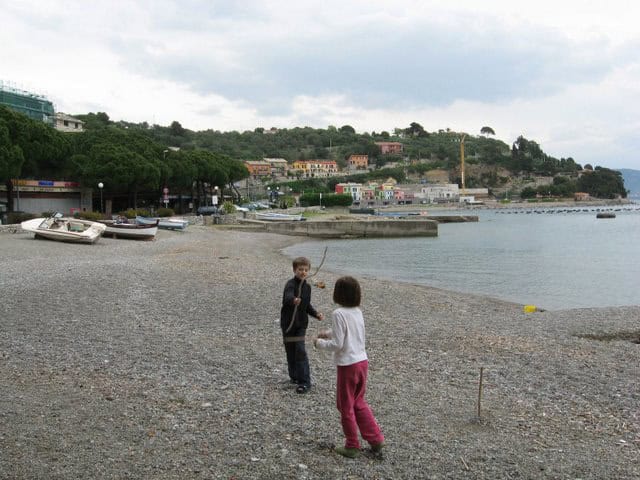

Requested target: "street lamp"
[
  {"left": 214, "top": 186, "right": 219, "bottom": 206},
  {"left": 98, "top": 182, "right": 104, "bottom": 214}
]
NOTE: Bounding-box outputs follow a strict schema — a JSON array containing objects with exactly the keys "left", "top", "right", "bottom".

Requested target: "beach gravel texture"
[{"left": 1, "top": 226, "right": 638, "bottom": 479}]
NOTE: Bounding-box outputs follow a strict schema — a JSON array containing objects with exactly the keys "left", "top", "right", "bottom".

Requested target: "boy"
[{"left": 280, "top": 257, "right": 323, "bottom": 393}]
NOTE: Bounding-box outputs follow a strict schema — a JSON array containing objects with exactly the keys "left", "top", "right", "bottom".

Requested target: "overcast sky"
[{"left": 2, "top": 0, "right": 639, "bottom": 169}]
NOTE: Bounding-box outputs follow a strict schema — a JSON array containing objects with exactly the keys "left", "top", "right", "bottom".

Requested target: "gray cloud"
[{"left": 112, "top": 11, "right": 620, "bottom": 119}]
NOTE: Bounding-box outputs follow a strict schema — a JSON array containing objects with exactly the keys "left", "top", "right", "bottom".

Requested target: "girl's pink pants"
[{"left": 336, "top": 360, "right": 384, "bottom": 449}]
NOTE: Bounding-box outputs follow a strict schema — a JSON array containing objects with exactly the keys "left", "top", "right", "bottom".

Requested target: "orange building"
[
  {"left": 244, "top": 161, "right": 272, "bottom": 178},
  {"left": 347, "top": 154, "right": 368, "bottom": 170}
]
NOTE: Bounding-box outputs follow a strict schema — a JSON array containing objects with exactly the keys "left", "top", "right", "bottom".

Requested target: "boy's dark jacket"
[{"left": 280, "top": 277, "right": 319, "bottom": 331}]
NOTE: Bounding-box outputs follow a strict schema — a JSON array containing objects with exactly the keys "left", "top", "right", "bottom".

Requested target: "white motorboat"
[
  {"left": 99, "top": 218, "right": 158, "bottom": 240},
  {"left": 21, "top": 214, "right": 107, "bottom": 244}
]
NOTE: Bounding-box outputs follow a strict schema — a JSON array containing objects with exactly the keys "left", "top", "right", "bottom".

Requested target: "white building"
[
  {"left": 421, "top": 183, "right": 460, "bottom": 203},
  {"left": 54, "top": 112, "right": 84, "bottom": 133}
]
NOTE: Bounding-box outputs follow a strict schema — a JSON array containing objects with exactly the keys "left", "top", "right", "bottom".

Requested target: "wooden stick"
[
  {"left": 477, "top": 367, "right": 484, "bottom": 418},
  {"left": 460, "top": 456, "right": 470, "bottom": 471}
]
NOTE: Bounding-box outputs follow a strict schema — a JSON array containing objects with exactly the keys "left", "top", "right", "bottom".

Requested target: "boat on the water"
[
  {"left": 255, "top": 212, "right": 304, "bottom": 221},
  {"left": 135, "top": 216, "right": 188, "bottom": 230},
  {"left": 596, "top": 212, "right": 616, "bottom": 219},
  {"left": 99, "top": 218, "right": 158, "bottom": 240},
  {"left": 21, "top": 214, "right": 107, "bottom": 244}
]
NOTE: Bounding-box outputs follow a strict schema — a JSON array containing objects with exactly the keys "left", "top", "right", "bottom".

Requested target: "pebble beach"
[{"left": 1, "top": 226, "right": 638, "bottom": 479}]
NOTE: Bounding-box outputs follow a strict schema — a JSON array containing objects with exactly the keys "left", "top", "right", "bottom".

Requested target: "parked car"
[
  {"left": 233, "top": 205, "right": 249, "bottom": 213},
  {"left": 197, "top": 206, "right": 220, "bottom": 215}
]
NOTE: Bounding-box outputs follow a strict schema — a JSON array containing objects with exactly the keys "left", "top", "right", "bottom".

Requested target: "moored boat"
[
  {"left": 21, "top": 214, "right": 106, "bottom": 244},
  {"left": 254, "top": 212, "right": 304, "bottom": 221},
  {"left": 135, "top": 216, "right": 188, "bottom": 230},
  {"left": 99, "top": 218, "right": 158, "bottom": 240}
]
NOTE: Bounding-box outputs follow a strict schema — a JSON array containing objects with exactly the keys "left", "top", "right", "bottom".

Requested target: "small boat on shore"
[
  {"left": 136, "top": 216, "right": 188, "bottom": 230},
  {"left": 21, "top": 214, "right": 106, "bottom": 244},
  {"left": 99, "top": 218, "right": 158, "bottom": 240},
  {"left": 349, "top": 207, "right": 376, "bottom": 215},
  {"left": 255, "top": 212, "right": 304, "bottom": 222}
]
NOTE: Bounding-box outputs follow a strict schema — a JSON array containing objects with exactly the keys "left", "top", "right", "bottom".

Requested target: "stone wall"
[{"left": 256, "top": 219, "right": 438, "bottom": 238}]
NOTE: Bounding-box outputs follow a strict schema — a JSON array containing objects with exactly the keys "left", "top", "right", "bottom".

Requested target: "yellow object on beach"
[{"left": 523, "top": 305, "right": 537, "bottom": 313}]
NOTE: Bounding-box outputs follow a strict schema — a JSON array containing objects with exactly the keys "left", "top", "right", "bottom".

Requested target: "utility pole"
[{"left": 460, "top": 134, "right": 467, "bottom": 194}]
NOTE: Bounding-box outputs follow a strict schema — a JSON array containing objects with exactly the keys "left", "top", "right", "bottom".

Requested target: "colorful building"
[
  {"left": 291, "top": 160, "right": 338, "bottom": 178},
  {"left": 244, "top": 160, "right": 272, "bottom": 178},
  {"left": 263, "top": 158, "right": 288, "bottom": 177},
  {"left": 347, "top": 154, "right": 368, "bottom": 170},
  {"left": 335, "top": 182, "right": 362, "bottom": 201},
  {"left": 375, "top": 141, "right": 404, "bottom": 155}
]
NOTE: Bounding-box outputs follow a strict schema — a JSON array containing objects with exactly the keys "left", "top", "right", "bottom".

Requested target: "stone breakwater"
[
  {"left": 242, "top": 218, "right": 439, "bottom": 238},
  {"left": 1, "top": 227, "right": 639, "bottom": 479}
]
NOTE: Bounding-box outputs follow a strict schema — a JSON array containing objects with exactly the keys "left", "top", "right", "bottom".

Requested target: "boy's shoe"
[
  {"left": 371, "top": 442, "right": 385, "bottom": 454},
  {"left": 296, "top": 385, "right": 311, "bottom": 394},
  {"left": 335, "top": 446, "right": 359, "bottom": 458}
]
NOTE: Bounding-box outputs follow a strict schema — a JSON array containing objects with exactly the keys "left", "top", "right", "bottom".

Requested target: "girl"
[{"left": 314, "top": 276, "right": 384, "bottom": 458}]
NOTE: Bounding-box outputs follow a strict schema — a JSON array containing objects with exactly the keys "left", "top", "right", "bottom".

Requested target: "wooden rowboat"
[{"left": 99, "top": 219, "right": 158, "bottom": 240}]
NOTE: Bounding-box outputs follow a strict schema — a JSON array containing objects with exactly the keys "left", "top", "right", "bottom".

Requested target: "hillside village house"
[
  {"left": 263, "top": 158, "right": 288, "bottom": 178},
  {"left": 375, "top": 141, "right": 403, "bottom": 155},
  {"left": 337, "top": 179, "right": 404, "bottom": 204},
  {"left": 335, "top": 183, "right": 362, "bottom": 201},
  {"left": 244, "top": 160, "right": 271, "bottom": 179},
  {"left": 347, "top": 154, "right": 368, "bottom": 170},
  {"left": 54, "top": 112, "right": 84, "bottom": 133},
  {"left": 291, "top": 160, "right": 338, "bottom": 178}
]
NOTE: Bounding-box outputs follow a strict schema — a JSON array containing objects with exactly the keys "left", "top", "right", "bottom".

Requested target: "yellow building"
[{"left": 291, "top": 160, "right": 338, "bottom": 178}]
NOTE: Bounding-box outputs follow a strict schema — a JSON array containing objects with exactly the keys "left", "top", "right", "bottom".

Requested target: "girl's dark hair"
[{"left": 333, "top": 276, "right": 361, "bottom": 307}]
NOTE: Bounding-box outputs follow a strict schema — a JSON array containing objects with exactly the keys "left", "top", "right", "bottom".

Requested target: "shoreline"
[{"left": 1, "top": 228, "right": 638, "bottom": 479}]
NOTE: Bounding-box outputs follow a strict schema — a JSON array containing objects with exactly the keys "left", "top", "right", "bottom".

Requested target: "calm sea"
[{"left": 283, "top": 205, "right": 640, "bottom": 311}]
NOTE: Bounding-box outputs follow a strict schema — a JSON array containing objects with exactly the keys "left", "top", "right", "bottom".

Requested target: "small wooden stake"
[{"left": 477, "top": 367, "right": 484, "bottom": 418}]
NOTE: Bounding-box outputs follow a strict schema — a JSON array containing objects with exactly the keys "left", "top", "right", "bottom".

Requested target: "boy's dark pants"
[{"left": 283, "top": 326, "right": 310, "bottom": 388}]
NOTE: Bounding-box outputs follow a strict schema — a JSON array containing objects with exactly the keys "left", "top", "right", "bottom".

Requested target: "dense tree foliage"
[
  {"left": 577, "top": 167, "right": 626, "bottom": 199},
  {"left": 1, "top": 108, "right": 628, "bottom": 212}
]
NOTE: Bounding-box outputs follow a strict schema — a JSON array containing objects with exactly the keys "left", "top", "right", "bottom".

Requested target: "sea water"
[{"left": 282, "top": 206, "right": 640, "bottom": 311}]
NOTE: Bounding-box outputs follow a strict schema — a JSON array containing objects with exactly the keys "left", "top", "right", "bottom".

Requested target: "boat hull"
[
  {"left": 136, "top": 216, "right": 188, "bottom": 230},
  {"left": 21, "top": 217, "right": 106, "bottom": 244},
  {"left": 255, "top": 212, "right": 304, "bottom": 221},
  {"left": 100, "top": 220, "right": 158, "bottom": 239}
]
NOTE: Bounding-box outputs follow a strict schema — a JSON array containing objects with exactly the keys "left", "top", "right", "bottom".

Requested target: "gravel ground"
[{"left": 1, "top": 226, "right": 639, "bottom": 479}]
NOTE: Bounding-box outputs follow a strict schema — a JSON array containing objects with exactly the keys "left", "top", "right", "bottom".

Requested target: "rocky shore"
[{"left": 1, "top": 226, "right": 638, "bottom": 479}]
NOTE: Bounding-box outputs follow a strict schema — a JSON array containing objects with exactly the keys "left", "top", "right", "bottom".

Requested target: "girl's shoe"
[
  {"left": 334, "top": 446, "right": 359, "bottom": 458},
  {"left": 371, "top": 442, "right": 384, "bottom": 453}
]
